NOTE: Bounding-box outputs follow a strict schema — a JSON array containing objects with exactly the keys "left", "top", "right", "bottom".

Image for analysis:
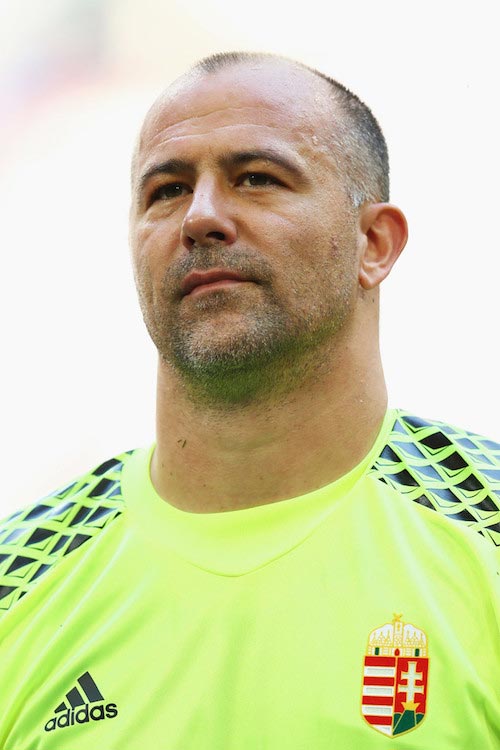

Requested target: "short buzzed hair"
[{"left": 191, "top": 51, "right": 389, "bottom": 208}]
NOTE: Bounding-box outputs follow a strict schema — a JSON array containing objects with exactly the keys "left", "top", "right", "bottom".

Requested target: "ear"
[{"left": 357, "top": 203, "right": 408, "bottom": 290}]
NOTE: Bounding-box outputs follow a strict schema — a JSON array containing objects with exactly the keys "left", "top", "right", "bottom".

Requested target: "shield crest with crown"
[{"left": 361, "top": 614, "right": 429, "bottom": 738}]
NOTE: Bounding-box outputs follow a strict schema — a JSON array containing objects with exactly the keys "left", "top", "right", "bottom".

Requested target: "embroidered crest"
[{"left": 361, "top": 614, "right": 429, "bottom": 738}]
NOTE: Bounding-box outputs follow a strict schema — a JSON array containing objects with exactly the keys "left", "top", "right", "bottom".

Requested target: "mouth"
[{"left": 181, "top": 269, "right": 254, "bottom": 297}]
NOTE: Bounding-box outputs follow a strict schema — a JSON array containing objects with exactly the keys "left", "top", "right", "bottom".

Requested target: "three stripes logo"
[{"left": 44, "top": 671, "right": 118, "bottom": 732}]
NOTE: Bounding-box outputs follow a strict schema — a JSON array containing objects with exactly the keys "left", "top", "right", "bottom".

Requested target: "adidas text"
[{"left": 44, "top": 703, "right": 118, "bottom": 732}]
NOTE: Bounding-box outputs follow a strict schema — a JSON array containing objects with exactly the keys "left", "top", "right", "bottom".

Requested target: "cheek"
[
  {"left": 291, "top": 231, "right": 358, "bottom": 301},
  {"left": 133, "top": 213, "right": 180, "bottom": 250},
  {"left": 131, "top": 218, "right": 179, "bottom": 280}
]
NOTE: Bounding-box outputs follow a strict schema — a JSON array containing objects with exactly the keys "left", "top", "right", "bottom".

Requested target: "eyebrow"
[
  {"left": 219, "top": 149, "right": 306, "bottom": 180},
  {"left": 138, "top": 148, "right": 306, "bottom": 194},
  {"left": 138, "top": 159, "right": 194, "bottom": 194}
]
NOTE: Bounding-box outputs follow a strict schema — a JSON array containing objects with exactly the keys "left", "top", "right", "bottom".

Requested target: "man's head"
[
  {"left": 132, "top": 52, "right": 390, "bottom": 209},
  {"left": 129, "top": 53, "right": 407, "bottom": 406}
]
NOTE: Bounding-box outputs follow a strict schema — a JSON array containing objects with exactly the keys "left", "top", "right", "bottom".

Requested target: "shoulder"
[
  {"left": 369, "top": 410, "right": 500, "bottom": 549},
  {"left": 0, "top": 450, "right": 137, "bottom": 620}
]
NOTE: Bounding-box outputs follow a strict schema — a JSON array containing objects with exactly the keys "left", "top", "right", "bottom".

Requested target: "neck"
[{"left": 150, "top": 325, "right": 388, "bottom": 513}]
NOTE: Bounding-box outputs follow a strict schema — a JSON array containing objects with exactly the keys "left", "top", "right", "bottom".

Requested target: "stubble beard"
[{"left": 136, "top": 243, "right": 356, "bottom": 409}]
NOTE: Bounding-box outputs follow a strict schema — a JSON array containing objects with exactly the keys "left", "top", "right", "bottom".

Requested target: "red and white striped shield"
[{"left": 361, "top": 615, "right": 429, "bottom": 738}]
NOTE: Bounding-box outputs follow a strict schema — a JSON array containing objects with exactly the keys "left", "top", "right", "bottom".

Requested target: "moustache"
[{"left": 162, "top": 245, "right": 275, "bottom": 297}]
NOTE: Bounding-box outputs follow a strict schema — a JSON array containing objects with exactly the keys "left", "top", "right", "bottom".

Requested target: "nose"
[{"left": 181, "top": 179, "right": 237, "bottom": 250}]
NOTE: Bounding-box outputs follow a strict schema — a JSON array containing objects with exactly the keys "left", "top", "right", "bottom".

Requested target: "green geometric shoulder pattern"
[
  {"left": 0, "top": 452, "right": 134, "bottom": 619},
  {"left": 370, "top": 412, "right": 500, "bottom": 547}
]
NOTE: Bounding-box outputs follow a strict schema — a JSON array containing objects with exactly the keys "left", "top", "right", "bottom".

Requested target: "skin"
[{"left": 129, "top": 60, "right": 408, "bottom": 513}]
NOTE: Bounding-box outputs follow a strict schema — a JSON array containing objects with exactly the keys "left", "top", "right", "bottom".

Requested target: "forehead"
[{"left": 135, "top": 63, "right": 337, "bottom": 175}]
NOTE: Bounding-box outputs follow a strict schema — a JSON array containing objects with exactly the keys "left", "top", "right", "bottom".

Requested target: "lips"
[{"left": 181, "top": 269, "right": 251, "bottom": 297}]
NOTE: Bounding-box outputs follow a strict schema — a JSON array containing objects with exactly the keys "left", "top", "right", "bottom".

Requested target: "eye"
[
  {"left": 238, "top": 172, "right": 282, "bottom": 187},
  {"left": 149, "top": 182, "right": 191, "bottom": 203}
]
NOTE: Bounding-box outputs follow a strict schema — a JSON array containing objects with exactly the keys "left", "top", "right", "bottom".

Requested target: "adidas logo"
[{"left": 44, "top": 671, "right": 118, "bottom": 732}]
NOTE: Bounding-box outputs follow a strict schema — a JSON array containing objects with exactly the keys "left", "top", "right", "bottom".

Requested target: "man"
[{"left": 1, "top": 52, "right": 499, "bottom": 748}]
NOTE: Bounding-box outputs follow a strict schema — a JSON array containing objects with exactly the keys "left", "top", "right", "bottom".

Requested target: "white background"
[{"left": 1, "top": 0, "right": 499, "bottom": 514}]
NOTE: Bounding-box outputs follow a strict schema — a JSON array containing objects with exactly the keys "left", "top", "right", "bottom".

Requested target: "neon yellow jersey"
[{"left": 1, "top": 409, "right": 499, "bottom": 749}]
